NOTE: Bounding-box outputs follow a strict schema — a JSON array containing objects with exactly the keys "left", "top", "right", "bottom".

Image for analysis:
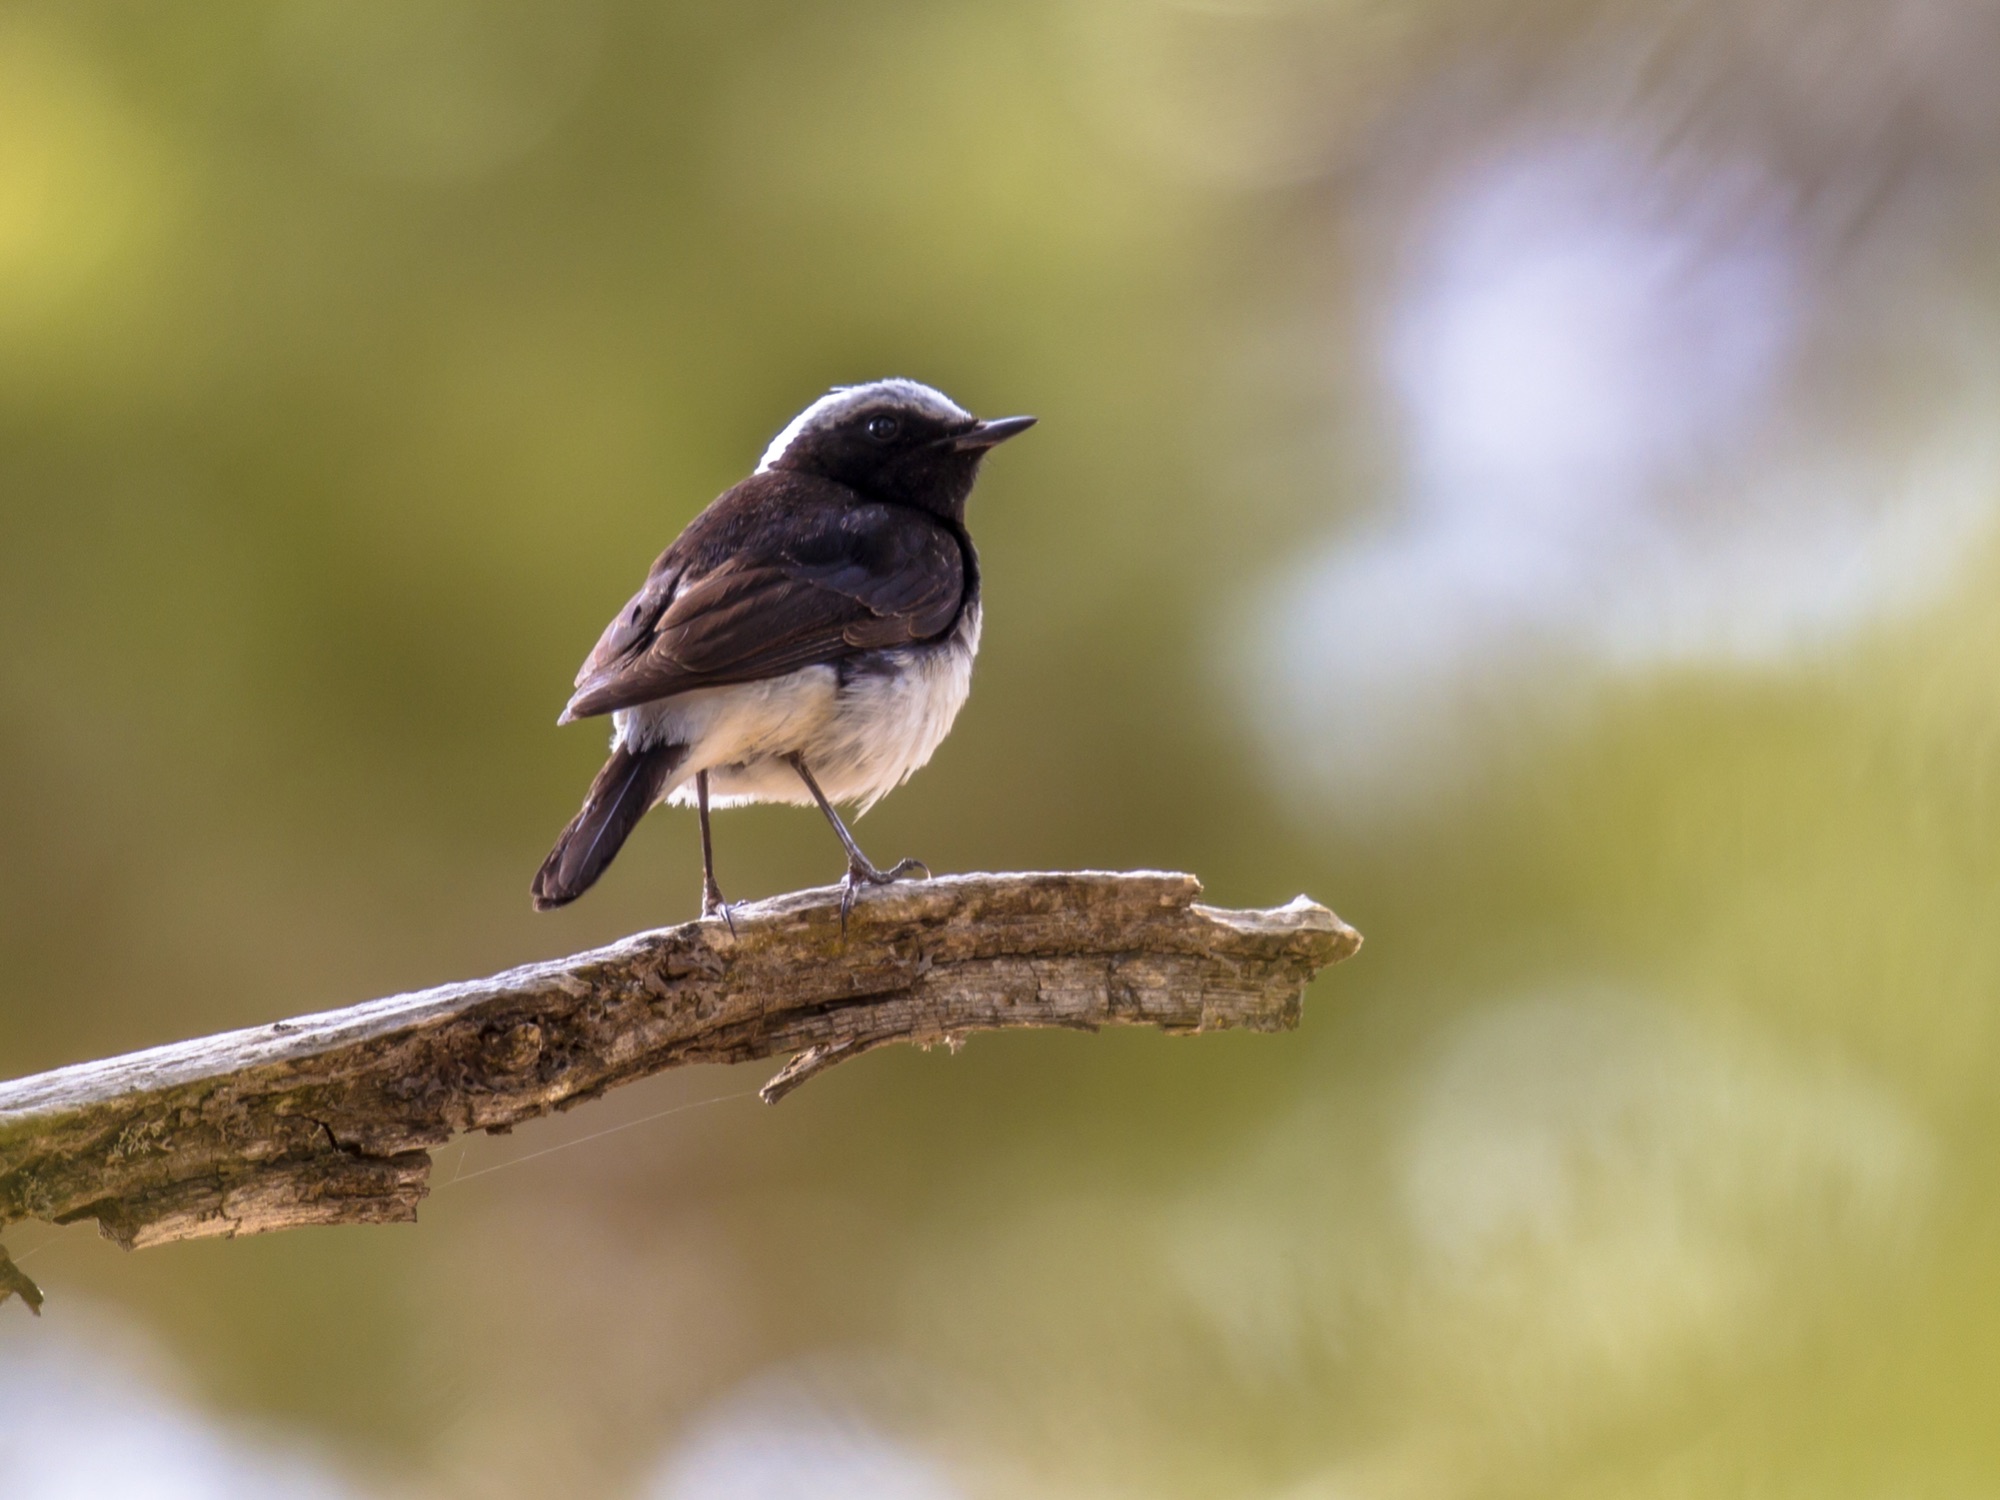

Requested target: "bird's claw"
[
  {"left": 702, "top": 883, "right": 736, "bottom": 937},
  {"left": 837, "top": 856, "right": 931, "bottom": 933}
]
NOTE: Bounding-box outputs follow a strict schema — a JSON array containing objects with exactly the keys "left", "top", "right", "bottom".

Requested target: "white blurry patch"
[
  {"left": 1236, "top": 136, "right": 2000, "bottom": 818},
  {"left": 0, "top": 1309, "right": 362, "bottom": 1500},
  {"left": 641, "top": 1368, "right": 963, "bottom": 1500},
  {"left": 1387, "top": 141, "right": 1797, "bottom": 504}
]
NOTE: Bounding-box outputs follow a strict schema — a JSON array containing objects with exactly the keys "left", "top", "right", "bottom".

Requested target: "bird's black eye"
[{"left": 865, "top": 414, "right": 899, "bottom": 442}]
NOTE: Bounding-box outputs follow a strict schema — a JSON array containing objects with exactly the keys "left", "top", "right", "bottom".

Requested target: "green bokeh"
[{"left": 4, "top": 2, "right": 1999, "bottom": 1496}]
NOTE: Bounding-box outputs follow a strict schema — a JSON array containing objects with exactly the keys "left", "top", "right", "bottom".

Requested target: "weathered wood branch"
[{"left": 0, "top": 871, "right": 1358, "bottom": 1309}]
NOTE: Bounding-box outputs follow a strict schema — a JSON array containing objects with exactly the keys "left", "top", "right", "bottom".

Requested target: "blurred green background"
[{"left": 5, "top": 1, "right": 2000, "bottom": 1495}]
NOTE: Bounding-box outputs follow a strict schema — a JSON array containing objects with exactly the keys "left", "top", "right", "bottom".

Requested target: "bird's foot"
[
  {"left": 838, "top": 856, "right": 931, "bottom": 932},
  {"left": 701, "top": 880, "right": 736, "bottom": 937}
]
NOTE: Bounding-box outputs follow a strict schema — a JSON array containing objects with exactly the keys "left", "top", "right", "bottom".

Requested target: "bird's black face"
[{"left": 769, "top": 386, "right": 1035, "bottom": 520}]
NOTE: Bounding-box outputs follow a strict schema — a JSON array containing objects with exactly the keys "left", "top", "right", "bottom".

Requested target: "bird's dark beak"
[{"left": 947, "top": 415, "right": 1037, "bottom": 451}]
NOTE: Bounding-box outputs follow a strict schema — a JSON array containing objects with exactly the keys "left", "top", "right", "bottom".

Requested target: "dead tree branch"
[{"left": 0, "top": 871, "right": 1358, "bottom": 1310}]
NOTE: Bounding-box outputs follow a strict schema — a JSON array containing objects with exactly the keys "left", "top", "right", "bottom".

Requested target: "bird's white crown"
[{"left": 756, "top": 379, "right": 971, "bottom": 473}]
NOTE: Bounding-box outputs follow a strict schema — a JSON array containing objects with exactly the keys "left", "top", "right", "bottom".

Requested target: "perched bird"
[{"left": 531, "top": 378, "right": 1034, "bottom": 920}]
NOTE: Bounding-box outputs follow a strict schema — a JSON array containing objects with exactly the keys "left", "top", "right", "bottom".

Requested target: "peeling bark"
[{"left": 0, "top": 871, "right": 1359, "bottom": 1308}]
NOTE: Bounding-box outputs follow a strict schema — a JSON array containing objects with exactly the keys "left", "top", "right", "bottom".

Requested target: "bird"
[{"left": 531, "top": 378, "right": 1035, "bottom": 923}]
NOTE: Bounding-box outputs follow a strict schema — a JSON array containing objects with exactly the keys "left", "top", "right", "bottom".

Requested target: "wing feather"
[{"left": 561, "top": 492, "right": 965, "bottom": 722}]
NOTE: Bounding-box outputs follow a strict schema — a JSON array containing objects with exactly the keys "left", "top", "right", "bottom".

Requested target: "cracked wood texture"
[{"left": 0, "top": 870, "right": 1358, "bottom": 1306}]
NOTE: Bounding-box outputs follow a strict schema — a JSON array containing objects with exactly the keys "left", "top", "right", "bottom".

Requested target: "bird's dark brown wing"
[{"left": 561, "top": 488, "right": 966, "bottom": 721}]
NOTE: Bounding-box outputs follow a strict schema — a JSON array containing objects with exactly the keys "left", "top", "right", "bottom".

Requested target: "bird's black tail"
[{"left": 531, "top": 743, "right": 685, "bottom": 910}]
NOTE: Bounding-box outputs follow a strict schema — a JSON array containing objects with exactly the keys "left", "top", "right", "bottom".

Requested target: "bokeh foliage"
[{"left": 4, "top": 2, "right": 2000, "bottom": 1496}]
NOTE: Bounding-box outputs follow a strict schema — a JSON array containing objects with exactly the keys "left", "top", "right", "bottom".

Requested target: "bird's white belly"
[{"left": 614, "top": 603, "right": 980, "bottom": 813}]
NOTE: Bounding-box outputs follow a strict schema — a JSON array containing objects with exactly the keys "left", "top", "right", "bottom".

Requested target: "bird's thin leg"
[
  {"left": 695, "top": 770, "right": 734, "bottom": 935},
  {"left": 785, "top": 753, "right": 929, "bottom": 927}
]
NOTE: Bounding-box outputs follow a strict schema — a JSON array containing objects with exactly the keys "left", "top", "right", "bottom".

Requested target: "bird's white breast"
[{"left": 616, "top": 601, "right": 981, "bottom": 813}]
